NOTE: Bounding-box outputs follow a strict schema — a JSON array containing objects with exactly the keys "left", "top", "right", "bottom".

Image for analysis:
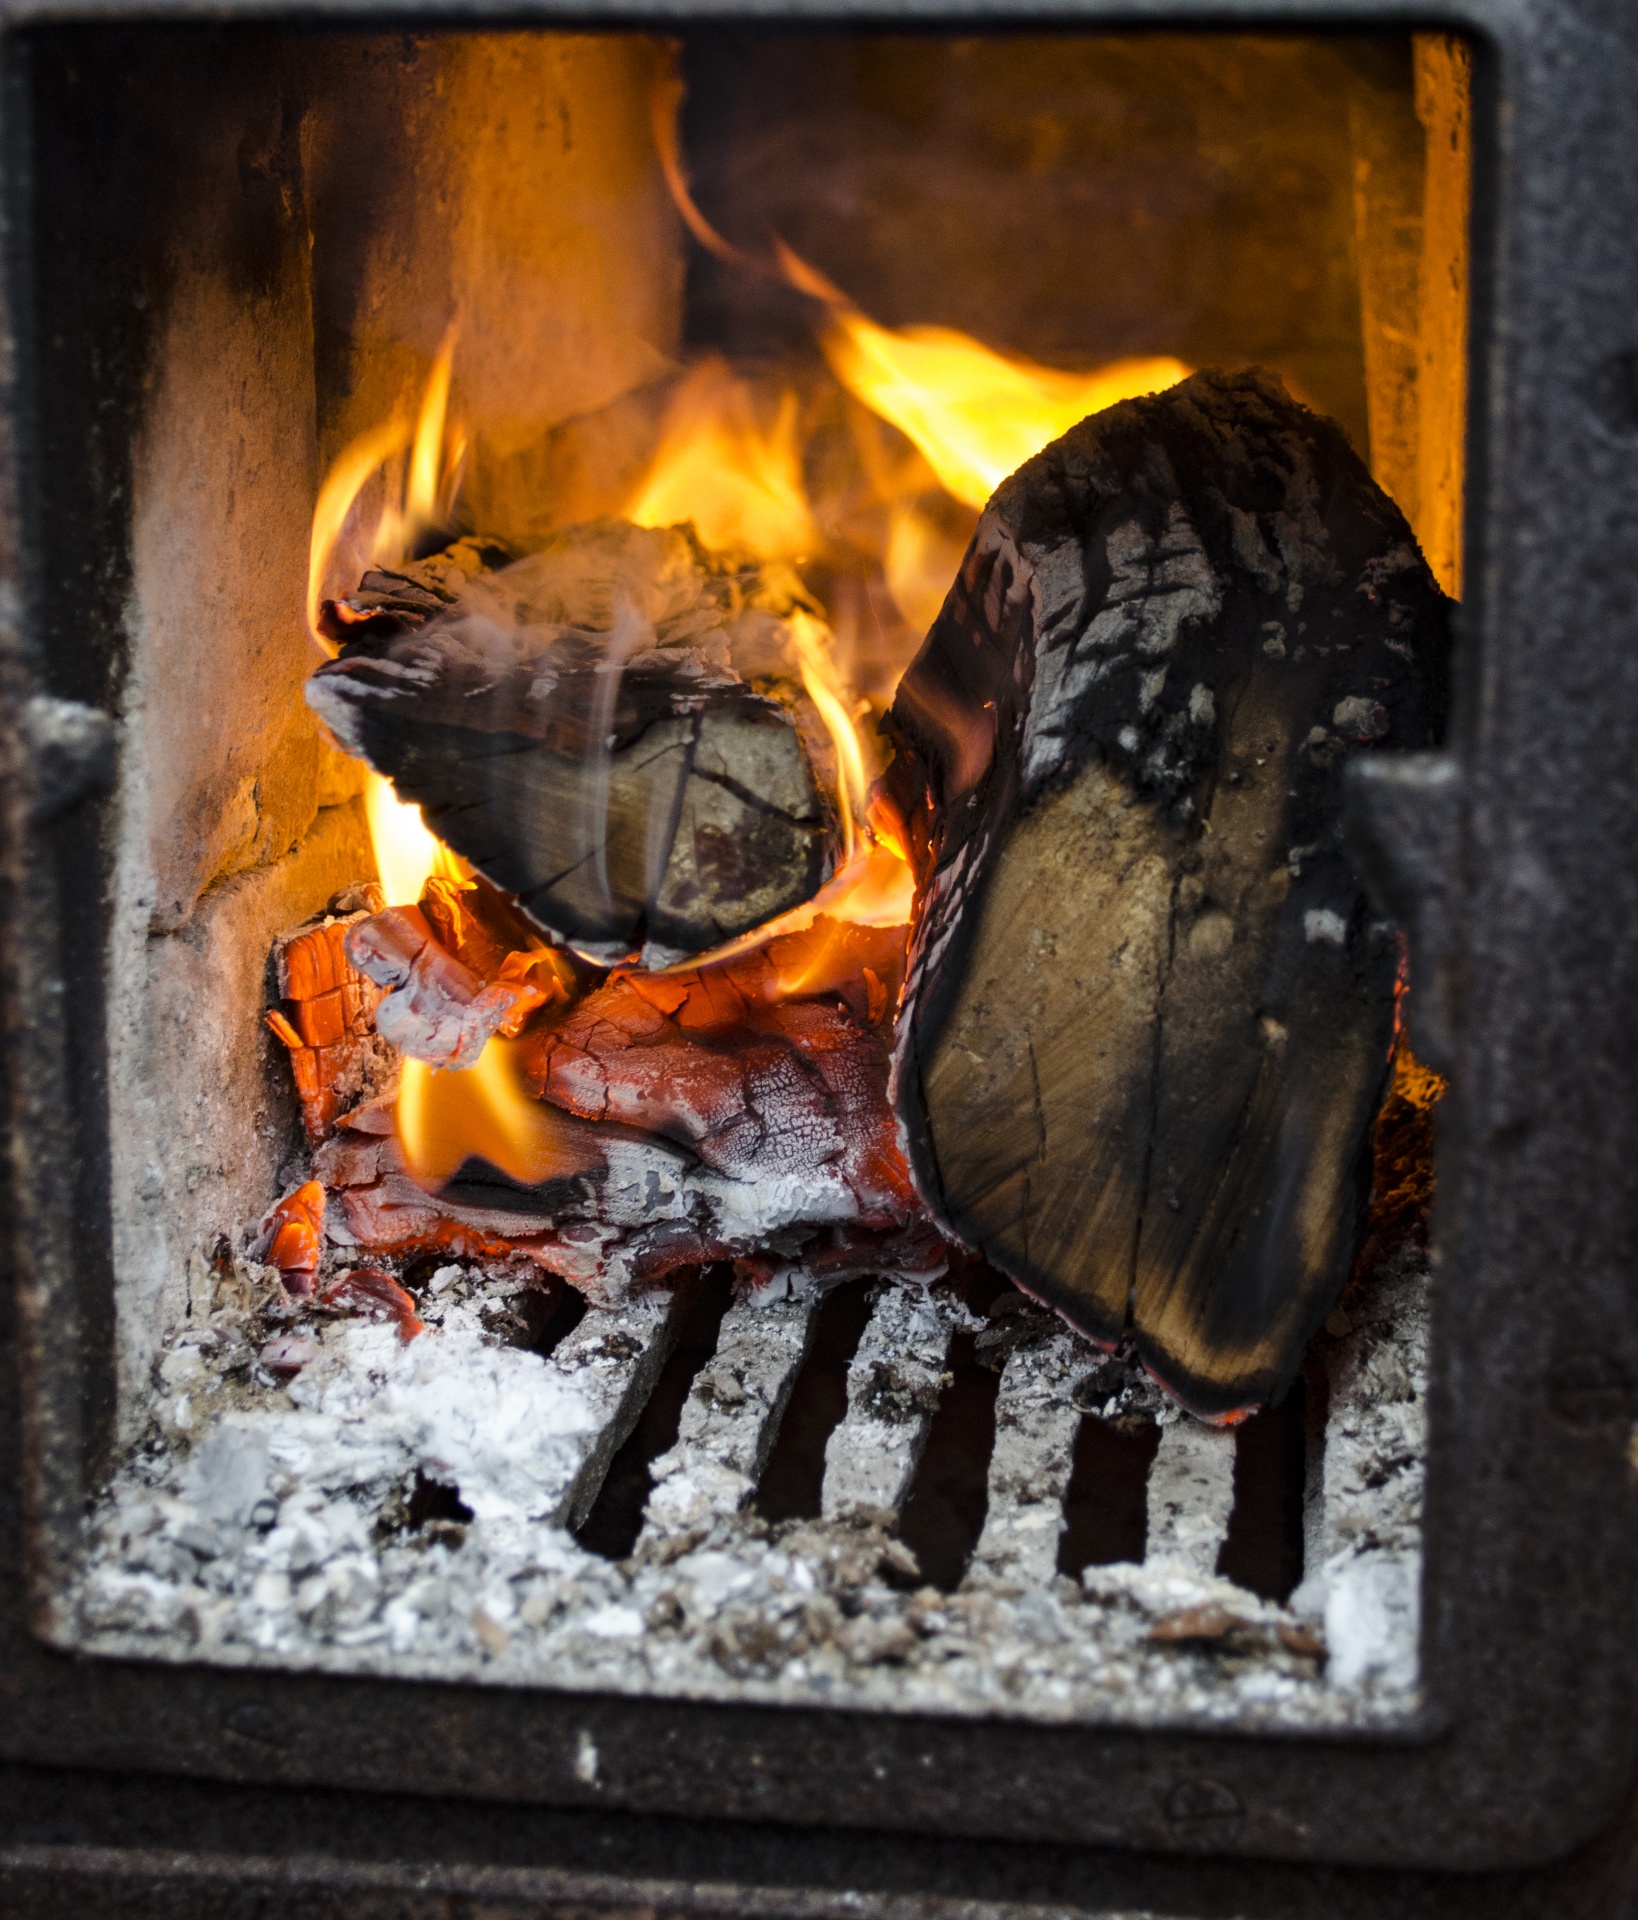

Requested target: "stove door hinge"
[{"left": 1344, "top": 750, "right": 1466, "bottom": 1076}]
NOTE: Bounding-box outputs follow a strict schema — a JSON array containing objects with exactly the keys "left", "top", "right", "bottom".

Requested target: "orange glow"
[
  {"left": 307, "top": 330, "right": 464, "bottom": 653},
  {"left": 397, "top": 1038, "right": 601, "bottom": 1188},
  {"left": 628, "top": 359, "right": 817, "bottom": 562}
]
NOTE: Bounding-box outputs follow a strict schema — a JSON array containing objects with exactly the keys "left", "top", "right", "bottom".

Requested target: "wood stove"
[{"left": 4, "top": 5, "right": 1638, "bottom": 1917}]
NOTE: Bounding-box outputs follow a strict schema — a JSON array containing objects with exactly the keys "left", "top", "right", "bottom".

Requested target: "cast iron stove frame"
[{"left": 3, "top": 0, "right": 1638, "bottom": 1892}]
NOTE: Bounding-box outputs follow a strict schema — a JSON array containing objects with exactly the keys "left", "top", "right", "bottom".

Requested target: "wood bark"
[
  {"left": 307, "top": 522, "right": 840, "bottom": 959},
  {"left": 881, "top": 367, "right": 1451, "bottom": 1417}
]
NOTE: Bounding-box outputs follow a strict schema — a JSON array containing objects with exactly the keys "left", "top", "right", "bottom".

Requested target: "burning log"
[
  {"left": 519, "top": 919, "right": 914, "bottom": 1220},
  {"left": 346, "top": 902, "right": 558, "bottom": 1070},
  {"left": 882, "top": 367, "right": 1451, "bottom": 1417},
  {"left": 306, "top": 520, "right": 843, "bottom": 960}
]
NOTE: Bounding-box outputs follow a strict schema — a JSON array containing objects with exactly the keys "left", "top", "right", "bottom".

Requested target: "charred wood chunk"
[
  {"left": 267, "top": 894, "right": 392, "bottom": 1144},
  {"left": 882, "top": 367, "right": 1451, "bottom": 1417},
  {"left": 517, "top": 919, "right": 916, "bottom": 1224},
  {"left": 306, "top": 521, "right": 839, "bottom": 958},
  {"left": 345, "top": 903, "right": 556, "bottom": 1071}
]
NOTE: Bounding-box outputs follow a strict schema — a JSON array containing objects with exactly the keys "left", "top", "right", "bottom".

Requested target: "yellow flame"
[
  {"left": 364, "top": 773, "right": 462, "bottom": 907},
  {"left": 307, "top": 418, "right": 412, "bottom": 650},
  {"left": 629, "top": 360, "right": 817, "bottom": 562},
  {"left": 375, "top": 327, "right": 463, "bottom": 565},
  {"left": 821, "top": 316, "right": 1189, "bottom": 512},
  {"left": 307, "top": 330, "right": 463, "bottom": 652},
  {"left": 397, "top": 1039, "right": 596, "bottom": 1188},
  {"left": 786, "top": 609, "right": 870, "bottom": 863},
  {"left": 884, "top": 503, "right": 969, "bottom": 637}
]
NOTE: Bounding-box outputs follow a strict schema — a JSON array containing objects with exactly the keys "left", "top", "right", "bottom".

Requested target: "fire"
[
  {"left": 628, "top": 359, "right": 816, "bottom": 562},
  {"left": 364, "top": 772, "right": 463, "bottom": 909},
  {"left": 786, "top": 608, "right": 872, "bottom": 862},
  {"left": 817, "top": 313, "right": 1188, "bottom": 513},
  {"left": 376, "top": 327, "right": 467, "bottom": 567},
  {"left": 397, "top": 1039, "right": 599, "bottom": 1188},
  {"left": 306, "top": 327, "right": 465, "bottom": 653},
  {"left": 309, "top": 332, "right": 469, "bottom": 906}
]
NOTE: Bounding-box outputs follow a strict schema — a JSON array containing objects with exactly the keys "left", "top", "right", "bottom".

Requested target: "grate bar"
[
  {"left": 541, "top": 1294, "right": 686, "bottom": 1531},
  {"left": 821, "top": 1284, "right": 954, "bottom": 1521},
  {"left": 1143, "top": 1416, "right": 1238, "bottom": 1575},
  {"left": 966, "top": 1328, "right": 1087, "bottom": 1587},
  {"left": 641, "top": 1290, "right": 823, "bottom": 1540},
  {"left": 1293, "top": 1257, "right": 1428, "bottom": 1688}
]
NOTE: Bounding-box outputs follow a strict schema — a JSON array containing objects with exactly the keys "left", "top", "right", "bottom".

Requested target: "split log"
[
  {"left": 307, "top": 521, "right": 842, "bottom": 959},
  {"left": 882, "top": 367, "right": 1451, "bottom": 1418}
]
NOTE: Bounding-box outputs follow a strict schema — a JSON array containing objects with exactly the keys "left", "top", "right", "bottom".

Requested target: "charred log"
[
  {"left": 307, "top": 521, "right": 842, "bottom": 960},
  {"left": 882, "top": 367, "right": 1451, "bottom": 1417}
]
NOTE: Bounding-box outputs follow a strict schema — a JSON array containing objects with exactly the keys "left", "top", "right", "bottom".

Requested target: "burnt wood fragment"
[
  {"left": 882, "top": 368, "right": 1450, "bottom": 1416},
  {"left": 307, "top": 521, "right": 840, "bottom": 959}
]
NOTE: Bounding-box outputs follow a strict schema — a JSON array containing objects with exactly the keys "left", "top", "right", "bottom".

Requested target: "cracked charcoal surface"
[{"left": 883, "top": 367, "right": 1451, "bottom": 1417}]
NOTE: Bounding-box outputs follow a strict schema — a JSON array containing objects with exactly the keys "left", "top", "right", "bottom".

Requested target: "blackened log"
[
  {"left": 882, "top": 368, "right": 1450, "bottom": 1417},
  {"left": 306, "top": 521, "right": 839, "bottom": 958}
]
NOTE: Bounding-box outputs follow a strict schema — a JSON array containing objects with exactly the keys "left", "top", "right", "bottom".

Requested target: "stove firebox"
[{"left": 4, "top": 3, "right": 1638, "bottom": 1910}]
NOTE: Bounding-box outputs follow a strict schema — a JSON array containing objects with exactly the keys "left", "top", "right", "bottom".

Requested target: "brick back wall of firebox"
[{"left": 21, "top": 28, "right": 686, "bottom": 1436}]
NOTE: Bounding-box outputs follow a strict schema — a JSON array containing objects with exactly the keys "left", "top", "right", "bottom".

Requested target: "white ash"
[
  {"left": 1290, "top": 1246, "right": 1430, "bottom": 1692},
  {"left": 72, "top": 1251, "right": 1429, "bottom": 1732}
]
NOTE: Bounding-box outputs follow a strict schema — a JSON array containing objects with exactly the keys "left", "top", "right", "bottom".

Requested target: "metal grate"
[{"left": 73, "top": 1250, "right": 1427, "bottom": 1728}]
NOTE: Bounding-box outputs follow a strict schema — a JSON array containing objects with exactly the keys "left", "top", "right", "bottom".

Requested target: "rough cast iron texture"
[{"left": 4, "top": 0, "right": 1638, "bottom": 1913}]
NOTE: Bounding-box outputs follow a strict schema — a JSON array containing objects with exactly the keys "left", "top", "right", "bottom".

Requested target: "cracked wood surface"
[
  {"left": 306, "top": 521, "right": 838, "bottom": 957},
  {"left": 883, "top": 368, "right": 1451, "bottom": 1417}
]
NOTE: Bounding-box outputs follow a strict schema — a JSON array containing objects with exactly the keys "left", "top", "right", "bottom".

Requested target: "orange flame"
[
  {"left": 310, "top": 332, "right": 467, "bottom": 900},
  {"left": 786, "top": 608, "right": 872, "bottom": 862},
  {"left": 628, "top": 359, "right": 817, "bottom": 562},
  {"left": 306, "top": 326, "right": 465, "bottom": 653},
  {"left": 771, "top": 240, "right": 1188, "bottom": 512},
  {"left": 397, "top": 1038, "right": 599, "bottom": 1188},
  {"left": 823, "top": 319, "right": 1187, "bottom": 512}
]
